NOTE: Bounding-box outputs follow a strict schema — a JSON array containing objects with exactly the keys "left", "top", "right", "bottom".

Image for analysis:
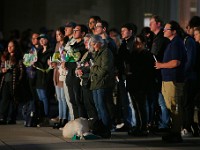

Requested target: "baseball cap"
[{"left": 37, "top": 34, "right": 48, "bottom": 40}]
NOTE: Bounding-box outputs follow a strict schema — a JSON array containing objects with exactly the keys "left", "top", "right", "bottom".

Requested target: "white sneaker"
[
  {"left": 51, "top": 117, "right": 59, "bottom": 122},
  {"left": 116, "top": 123, "right": 125, "bottom": 129},
  {"left": 181, "top": 129, "right": 193, "bottom": 137}
]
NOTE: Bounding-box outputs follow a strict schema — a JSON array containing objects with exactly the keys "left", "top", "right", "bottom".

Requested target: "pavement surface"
[{"left": 0, "top": 121, "right": 200, "bottom": 150}]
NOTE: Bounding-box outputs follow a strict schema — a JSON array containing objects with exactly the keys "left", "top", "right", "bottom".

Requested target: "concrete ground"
[{"left": 0, "top": 121, "right": 200, "bottom": 150}]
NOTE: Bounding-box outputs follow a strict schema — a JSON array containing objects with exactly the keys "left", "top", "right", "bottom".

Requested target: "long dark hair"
[{"left": 1, "top": 40, "right": 22, "bottom": 65}]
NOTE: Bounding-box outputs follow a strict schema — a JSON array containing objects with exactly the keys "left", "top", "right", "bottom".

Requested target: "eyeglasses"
[
  {"left": 95, "top": 25, "right": 103, "bottom": 29},
  {"left": 73, "top": 29, "right": 80, "bottom": 32},
  {"left": 163, "top": 28, "right": 172, "bottom": 31}
]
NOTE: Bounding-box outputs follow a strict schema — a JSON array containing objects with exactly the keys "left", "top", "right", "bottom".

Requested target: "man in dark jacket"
[
  {"left": 64, "top": 24, "right": 88, "bottom": 119},
  {"left": 150, "top": 15, "right": 170, "bottom": 131},
  {"left": 115, "top": 23, "right": 138, "bottom": 133}
]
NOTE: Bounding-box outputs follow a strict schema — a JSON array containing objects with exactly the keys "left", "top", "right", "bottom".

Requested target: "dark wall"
[
  {"left": 3, "top": 0, "right": 46, "bottom": 37},
  {"left": 0, "top": 0, "right": 5, "bottom": 31},
  {"left": 1, "top": 0, "right": 171, "bottom": 38}
]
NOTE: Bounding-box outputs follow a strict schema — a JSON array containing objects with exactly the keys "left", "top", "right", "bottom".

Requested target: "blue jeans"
[
  {"left": 158, "top": 92, "right": 170, "bottom": 128},
  {"left": 36, "top": 89, "right": 48, "bottom": 116},
  {"left": 92, "top": 88, "right": 111, "bottom": 127},
  {"left": 55, "top": 86, "right": 67, "bottom": 119},
  {"left": 119, "top": 80, "right": 136, "bottom": 127},
  {"left": 127, "top": 92, "right": 137, "bottom": 127}
]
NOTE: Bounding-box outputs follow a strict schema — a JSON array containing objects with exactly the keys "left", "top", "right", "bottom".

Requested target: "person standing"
[
  {"left": 0, "top": 40, "right": 23, "bottom": 125},
  {"left": 155, "top": 21, "right": 187, "bottom": 142},
  {"left": 115, "top": 23, "right": 138, "bottom": 133},
  {"left": 34, "top": 34, "right": 54, "bottom": 125},
  {"left": 64, "top": 24, "right": 88, "bottom": 119},
  {"left": 89, "top": 35, "right": 115, "bottom": 138},
  {"left": 149, "top": 15, "right": 170, "bottom": 131},
  {"left": 51, "top": 27, "right": 68, "bottom": 128},
  {"left": 62, "top": 22, "right": 77, "bottom": 121}
]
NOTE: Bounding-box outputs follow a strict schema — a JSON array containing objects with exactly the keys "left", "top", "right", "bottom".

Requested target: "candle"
[
  {"left": 153, "top": 55, "right": 157, "bottom": 62},
  {"left": 5, "top": 61, "right": 6, "bottom": 68}
]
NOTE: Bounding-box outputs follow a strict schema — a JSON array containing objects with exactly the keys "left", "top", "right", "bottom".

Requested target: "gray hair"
[
  {"left": 90, "top": 35, "right": 104, "bottom": 46},
  {"left": 84, "top": 33, "right": 93, "bottom": 41}
]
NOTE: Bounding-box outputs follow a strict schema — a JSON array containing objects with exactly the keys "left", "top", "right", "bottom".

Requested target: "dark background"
[{"left": 0, "top": 0, "right": 199, "bottom": 38}]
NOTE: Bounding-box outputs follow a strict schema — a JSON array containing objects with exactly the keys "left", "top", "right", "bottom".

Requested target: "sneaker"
[
  {"left": 181, "top": 129, "right": 193, "bottom": 137},
  {"left": 52, "top": 123, "right": 61, "bottom": 129},
  {"left": 115, "top": 123, "right": 130, "bottom": 132},
  {"left": 59, "top": 127, "right": 63, "bottom": 130},
  {"left": 50, "top": 117, "right": 59, "bottom": 122},
  {"left": 116, "top": 123, "right": 125, "bottom": 129}
]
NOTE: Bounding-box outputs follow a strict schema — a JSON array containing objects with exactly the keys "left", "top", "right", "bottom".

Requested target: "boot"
[
  {"left": 53, "top": 119, "right": 62, "bottom": 129},
  {"left": 61, "top": 119, "right": 68, "bottom": 127},
  {"left": 92, "top": 119, "right": 111, "bottom": 138}
]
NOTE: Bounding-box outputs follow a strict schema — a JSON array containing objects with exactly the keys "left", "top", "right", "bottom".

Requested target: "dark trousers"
[
  {"left": 129, "top": 89, "right": 147, "bottom": 130},
  {"left": 105, "top": 88, "right": 116, "bottom": 126},
  {"left": 67, "top": 79, "right": 87, "bottom": 119},
  {"left": 82, "top": 85, "right": 98, "bottom": 120},
  {"left": 182, "top": 80, "right": 197, "bottom": 131},
  {"left": 28, "top": 77, "right": 39, "bottom": 112},
  {"left": 0, "top": 81, "right": 17, "bottom": 121}
]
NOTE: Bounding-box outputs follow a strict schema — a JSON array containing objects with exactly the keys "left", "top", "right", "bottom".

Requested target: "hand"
[
  {"left": 75, "top": 69, "right": 83, "bottom": 77},
  {"left": 154, "top": 62, "right": 162, "bottom": 69},
  {"left": 2, "top": 68, "right": 7, "bottom": 73},
  {"left": 51, "top": 62, "right": 57, "bottom": 68},
  {"left": 47, "top": 59, "right": 51, "bottom": 66},
  {"left": 84, "top": 62, "right": 89, "bottom": 67}
]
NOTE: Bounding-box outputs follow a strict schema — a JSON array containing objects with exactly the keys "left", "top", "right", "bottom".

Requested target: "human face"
[
  {"left": 109, "top": 31, "right": 118, "bottom": 39},
  {"left": 194, "top": 30, "right": 200, "bottom": 43},
  {"left": 94, "top": 22, "right": 103, "bottom": 35},
  {"left": 56, "top": 30, "right": 64, "bottom": 42},
  {"left": 121, "top": 27, "right": 132, "bottom": 40},
  {"left": 39, "top": 38, "right": 48, "bottom": 46},
  {"left": 73, "top": 26, "right": 82, "bottom": 39},
  {"left": 84, "top": 37, "right": 90, "bottom": 49},
  {"left": 65, "top": 27, "right": 73, "bottom": 37},
  {"left": 90, "top": 41, "right": 101, "bottom": 51},
  {"left": 88, "top": 18, "right": 96, "bottom": 30},
  {"left": 186, "top": 26, "right": 194, "bottom": 36},
  {"left": 31, "top": 33, "right": 39, "bottom": 46},
  {"left": 149, "top": 18, "right": 160, "bottom": 33},
  {"left": 163, "top": 24, "right": 174, "bottom": 40},
  {"left": 8, "top": 41, "right": 15, "bottom": 53}
]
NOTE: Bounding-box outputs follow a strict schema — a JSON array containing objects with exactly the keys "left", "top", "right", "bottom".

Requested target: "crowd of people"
[{"left": 0, "top": 15, "right": 200, "bottom": 142}]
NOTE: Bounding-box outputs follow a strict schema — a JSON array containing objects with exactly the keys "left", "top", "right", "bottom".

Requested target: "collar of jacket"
[{"left": 96, "top": 45, "right": 107, "bottom": 56}]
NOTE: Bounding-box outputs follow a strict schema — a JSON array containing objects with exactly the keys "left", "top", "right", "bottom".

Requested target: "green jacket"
[{"left": 90, "top": 45, "right": 115, "bottom": 90}]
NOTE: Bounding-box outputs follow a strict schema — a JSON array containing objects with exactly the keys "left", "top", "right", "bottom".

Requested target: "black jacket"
[{"left": 65, "top": 40, "right": 87, "bottom": 86}]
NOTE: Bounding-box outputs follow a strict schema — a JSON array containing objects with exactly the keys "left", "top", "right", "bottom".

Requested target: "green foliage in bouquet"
[{"left": 23, "top": 53, "right": 37, "bottom": 67}]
